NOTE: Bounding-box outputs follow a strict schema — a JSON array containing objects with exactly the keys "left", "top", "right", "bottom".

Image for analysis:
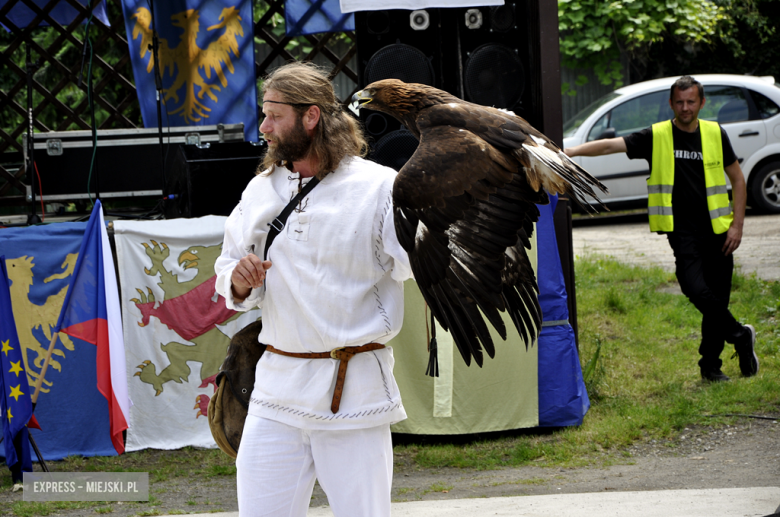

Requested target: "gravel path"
[
  {"left": 572, "top": 212, "right": 780, "bottom": 281},
  {"left": 8, "top": 418, "right": 773, "bottom": 516}
]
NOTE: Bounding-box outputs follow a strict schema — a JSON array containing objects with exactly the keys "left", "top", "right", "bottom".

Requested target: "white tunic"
[{"left": 215, "top": 156, "right": 412, "bottom": 430}]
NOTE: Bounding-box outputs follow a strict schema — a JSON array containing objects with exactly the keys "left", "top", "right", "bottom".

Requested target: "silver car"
[{"left": 563, "top": 74, "right": 780, "bottom": 213}]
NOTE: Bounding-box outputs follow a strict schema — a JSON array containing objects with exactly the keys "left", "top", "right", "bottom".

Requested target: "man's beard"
[{"left": 265, "top": 116, "right": 312, "bottom": 163}]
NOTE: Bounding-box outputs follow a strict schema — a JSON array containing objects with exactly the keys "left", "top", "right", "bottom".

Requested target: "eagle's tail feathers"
[{"left": 519, "top": 143, "right": 608, "bottom": 211}]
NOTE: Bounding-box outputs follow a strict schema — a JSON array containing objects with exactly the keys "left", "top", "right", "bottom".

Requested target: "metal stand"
[
  {"left": 25, "top": 44, "right": 41, "bottom": 225},
  {"left": 78, "top": 4, "right": 100, "bottom": 203},
  {"left": 148, "top": 0, "right": 168, "bottom": 199},
  {"left": 0, "top": 427, "right": 48, "bottom": 476},
  {"left": 28, "top": 432, "right": 49, "bottom": 472}
]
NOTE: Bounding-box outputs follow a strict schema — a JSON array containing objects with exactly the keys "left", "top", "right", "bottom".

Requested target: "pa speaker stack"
[
  {"left": 355, "top": 0, "right": 562, "bottom": 171},
  {"left": 164, "top": 141, "right": 266, "bottom": 219}
]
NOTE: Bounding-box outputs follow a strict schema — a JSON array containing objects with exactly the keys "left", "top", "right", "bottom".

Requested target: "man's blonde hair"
[{"left": 260, "top": 62, "right": 368, "bottom": 179}]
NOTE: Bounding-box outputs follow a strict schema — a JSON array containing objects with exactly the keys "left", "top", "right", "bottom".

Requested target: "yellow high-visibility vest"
[{"left": 647, "top": 119, "right": 733, "bottom": 234}]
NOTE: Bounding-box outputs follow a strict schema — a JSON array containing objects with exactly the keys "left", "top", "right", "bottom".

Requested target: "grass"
[
  {"left": 0, "top": 448, "right": 236, "bottom": 516},
  {"left": 393, "top": 257, "right": 780, "bottom": 469},
  {"left": 53, "top": 447, "right": 236, "bottom": 484},
  {"left": 9, "top": 501, "right": 103, "bottom": 517},
  {"left": 1, "top": 257, "right": 777, "bottom": 516},
  {"left": 422, "top": 483, "right": 453, "bottom": 495}
]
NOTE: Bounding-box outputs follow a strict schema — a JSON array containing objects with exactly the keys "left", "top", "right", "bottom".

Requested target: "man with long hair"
[
  {"left": 215, "top": 62, "right": 412, "bottom": 516},
  {"left": 565, "top": 75, "right": 759, "bottom": 383}
]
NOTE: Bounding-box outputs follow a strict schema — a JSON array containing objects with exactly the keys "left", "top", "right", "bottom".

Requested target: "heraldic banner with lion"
[{"left": 113, "top": 216, "right": 261, "bottom": 451}]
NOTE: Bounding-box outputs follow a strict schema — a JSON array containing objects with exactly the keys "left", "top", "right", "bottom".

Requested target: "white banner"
[
  {"left": 114, "top": 216, "right": 261, "bottom": 451},
  {"left": 340, "top": 0, "right": 503, "bottom": 12}
]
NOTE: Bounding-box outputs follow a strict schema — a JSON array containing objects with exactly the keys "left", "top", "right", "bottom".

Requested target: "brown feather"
[{"left": 355, "top": 79, "right": 608, "bottom": 369}]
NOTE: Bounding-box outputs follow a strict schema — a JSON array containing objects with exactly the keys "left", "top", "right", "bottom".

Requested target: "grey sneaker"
[{"left": 733, "top": 324, "right": 759, "bottom": 377}]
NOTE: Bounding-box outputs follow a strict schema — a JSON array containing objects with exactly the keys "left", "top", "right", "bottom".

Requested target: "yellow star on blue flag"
[
  {"left": 8, "top": 361, "right": 23, "bottom": 377},
  {"left": 0, "top": 256, "right": 34, "bottom": 469}
]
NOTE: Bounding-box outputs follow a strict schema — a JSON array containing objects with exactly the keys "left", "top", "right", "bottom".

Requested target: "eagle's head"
[{"left": 352, "top": 79, "right": 449, "bottom": 118}]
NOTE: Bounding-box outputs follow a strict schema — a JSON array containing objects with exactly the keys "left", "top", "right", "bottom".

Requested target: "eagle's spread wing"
[
  {"left": 354, "top": 79, "right": 607, "bottom": 370},
  {"left": 394, "top": 120, "right": 547, "bottom": 367}
]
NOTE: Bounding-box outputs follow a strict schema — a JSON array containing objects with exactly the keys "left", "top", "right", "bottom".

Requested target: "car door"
[
  {"left": 700, "top": 85, "right": 766, "bottom": 169},
  {"left": 580, "top": 90, "right": 673, "bottom": 203}
]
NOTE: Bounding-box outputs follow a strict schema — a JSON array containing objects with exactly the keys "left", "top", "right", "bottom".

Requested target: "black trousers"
[{"left": 667, "top": 232, "right": 745, "bottom": 372}]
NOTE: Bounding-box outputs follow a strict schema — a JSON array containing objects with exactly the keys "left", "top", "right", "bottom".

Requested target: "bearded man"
[{"left": 215, "top": 62, "right": 412, "bottom": 517}]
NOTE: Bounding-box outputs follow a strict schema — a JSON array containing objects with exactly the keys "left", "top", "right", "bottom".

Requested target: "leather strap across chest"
[{"left": 264, "top": 343, "right": 386, "bottom": 413}]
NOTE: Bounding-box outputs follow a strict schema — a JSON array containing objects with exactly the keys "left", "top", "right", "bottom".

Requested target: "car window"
[
  {"left": 563, "top": 92, "right": 621, "bottom": 138},
  {"left": 586, "top": 90, "right": 671, "bottom": 141},
  {"left": 586, "top": 112, "right": 610, "bottom": 142},
  {"left": 700, "top": 85, "right": 749, "bottom": 124},
  {"left": 749, "top": 89, "right": 780, "bottom": 119}
]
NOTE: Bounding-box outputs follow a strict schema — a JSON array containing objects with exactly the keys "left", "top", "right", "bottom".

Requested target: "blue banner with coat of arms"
[{"left": 120, "top": 0, "right": 258, "bottom": 142}]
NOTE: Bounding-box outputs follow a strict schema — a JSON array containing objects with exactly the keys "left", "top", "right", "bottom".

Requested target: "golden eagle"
[{"left": 352, "top": 79, "right": 607, "bottom": 374}]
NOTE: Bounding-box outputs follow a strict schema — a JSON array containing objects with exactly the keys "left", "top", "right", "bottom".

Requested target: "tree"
[
  {"left": 640, "top": 0, "right": 780, "bottom": 82},
  {"left": 558, "top": 0, "right": 727, "bottom": 93}
]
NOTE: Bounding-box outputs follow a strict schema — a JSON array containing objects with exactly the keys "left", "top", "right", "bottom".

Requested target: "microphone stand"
[
  {"left": 148, "top": 0, "right": 167, "bottom": 207},
  {"left": 78, "top": 2, "right": 98, "bottom": 205},
  {"left": 26, "top": 44, "right": 41, "bottom": 225}
]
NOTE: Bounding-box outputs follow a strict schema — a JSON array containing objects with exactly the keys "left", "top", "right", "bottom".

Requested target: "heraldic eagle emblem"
[{"left": 131, "top": 6, "right": 244, "bottom": 124}]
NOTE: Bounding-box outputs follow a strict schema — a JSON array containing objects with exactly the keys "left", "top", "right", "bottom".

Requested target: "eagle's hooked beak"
[{"left": 351, "top": 89, "right": 373, "bottom": 111}]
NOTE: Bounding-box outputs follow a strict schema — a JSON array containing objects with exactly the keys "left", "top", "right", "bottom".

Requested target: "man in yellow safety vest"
[{"left": 565, "top": 75, "right": 759, "bottom": 382}]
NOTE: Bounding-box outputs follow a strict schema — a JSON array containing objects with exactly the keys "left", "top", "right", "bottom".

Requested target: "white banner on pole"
[{"left": 114, "top": 216, "right": 260, "bottom": 451}]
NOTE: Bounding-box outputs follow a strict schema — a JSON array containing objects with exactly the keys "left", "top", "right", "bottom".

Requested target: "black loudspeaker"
[
  {"left": 356, "top": 9, "right": 455, "bottom": 171},
  {"left": 355, "top": 0, "right": 562, "bottom": 171},
  {"left": 459, "top": 4, "right": 531, "bottom": 115},
  {"left": 165, "top": 141, "right": 266, "bottom": 219}
]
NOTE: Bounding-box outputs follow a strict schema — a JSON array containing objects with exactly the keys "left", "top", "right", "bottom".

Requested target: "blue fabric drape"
[{"left": 535, "top": 195, "right": 590, "bottom": 426}]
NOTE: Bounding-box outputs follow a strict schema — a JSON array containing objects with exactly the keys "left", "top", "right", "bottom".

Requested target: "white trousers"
[{"left": 236, "top": 414, "right": 393, "bottom": 517}]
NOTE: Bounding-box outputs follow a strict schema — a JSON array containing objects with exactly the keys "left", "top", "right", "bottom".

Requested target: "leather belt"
[{"left": 264, "top": 343, "right": 386, "bottom": 413}]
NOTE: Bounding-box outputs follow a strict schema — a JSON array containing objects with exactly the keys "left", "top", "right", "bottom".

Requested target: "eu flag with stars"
[
  {"left": 0, "top": 256, "right": 34, "bottom": 471},
  {"left": 121, "top": 0, "right": 259, "bottom": 142}
]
